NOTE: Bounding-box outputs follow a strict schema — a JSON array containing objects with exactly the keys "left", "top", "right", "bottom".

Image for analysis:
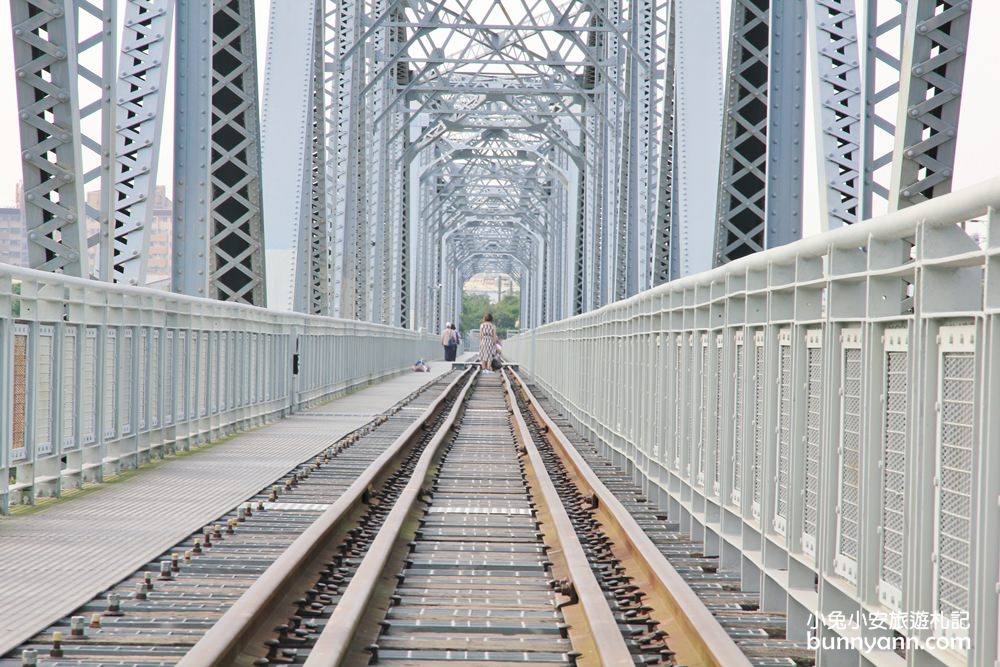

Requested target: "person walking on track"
[
  {"left": 441, "top": 322, "right": 459, "bottom": 361},
  {"left": 479, "top": 313, "right": 497, "bottom": 372}
]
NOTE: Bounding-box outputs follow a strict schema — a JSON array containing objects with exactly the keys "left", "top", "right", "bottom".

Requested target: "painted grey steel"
[
  {"left": 508, "top": 177, "right": 1000, "bottom": 667},
  {"left": 74, "top": 0, "right": 117, "bottom": 281},
  {"left": 807, "top": 0, "right": 862, "bottom": 230},
  {"left": 889, "top": 0, "right": 973, "bottom": 209},
  {"left": 714, "top": 0, "right": 805, "bottom": 266},
  {"left": 0, "top": 262, "right": 437, "bottom": 515},
  {"left": 9, "top": 0, "right": 89, "bottom": 276},
  {"left": 260, "top": 0, "right": 319, "bottom": 311},
  {"left": 113, "top": 0, "right": 173, "bottom": 285},
  {"left": 861, "top": 0, "right": 906, "bottom": 218},
  {"left": 207, "top": 0, "right": 267, "bottom": 305},
  {"left": 173, "top": 0, "right": 267, "bottom": 304},
  {"left": 672, "top": 0, "right": 723, "bottom": 277},
  {"left": 255, "top": 0, "right": 677, "bottom": 326},
  {"left": 172, "top": 0, "right": 213, "bottom": 298}
]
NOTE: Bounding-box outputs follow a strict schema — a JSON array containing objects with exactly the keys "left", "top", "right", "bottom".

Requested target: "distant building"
[{"left": 0, "top": 206, "right": 28, "bottom": 267}]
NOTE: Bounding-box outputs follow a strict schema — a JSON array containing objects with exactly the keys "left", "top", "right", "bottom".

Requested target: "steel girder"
[
  {"left": 889, "top": 0, "right": 972, "bottom": 209},
  {"left": 173, "top": 0, "right": 267, "bottom": 303},
  {"left": 10, "top": 0, "right": 89, "bottom": 275},
  {"left": 113, "top": 0, "right": 172, "bottom": 285},
  {"left": 261, "top": 0, "right": 677, "bottom": 328},
  {"left": 75, "top": 0, "right": 117, "bottom": 281},
  {"left": 808, "top": 0, "right": 863, "bottom": 231},
  {"left": 713, "top": 0, "right": 805, "bottom": 266},
  {"left": 861, "top": 0, "right": 905, "bottom": 219}
]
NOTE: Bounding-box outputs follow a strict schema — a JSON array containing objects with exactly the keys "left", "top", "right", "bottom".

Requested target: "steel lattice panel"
[
  {"left": 731, "top": 334, "right": 745, "bottom": 508},
  {"left": 82, "top": 330, "right": 97, "bottom": 444},
  {"left": 936, "top": 348, "right": 975, "bottom": 620},
  {"left": 61, "top": 329, "right": 76, "bottom": 449},
  {"left": 773, "top": 333, "right": 792, "bottom": 535},
  {"left": 750, "top": 332, "right": 765, "bottom": 521},
  {"left": 835, "top": 331, "right": 863, "bottom": 582},
  {"left": 879, "top": 342, "right": 908, "bottom": 609},
  {"left": 802, "top": 336, "right": 822, "bottom": 557}
]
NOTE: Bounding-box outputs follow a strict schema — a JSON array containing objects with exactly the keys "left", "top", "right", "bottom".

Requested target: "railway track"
[{"left": 4, "top": 366, "right": 812, "bottom": 667}]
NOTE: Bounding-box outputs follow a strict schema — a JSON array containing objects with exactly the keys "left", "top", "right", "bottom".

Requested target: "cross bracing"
[{"left": 6, "top": 0, "right": 979, "bottom": 328}]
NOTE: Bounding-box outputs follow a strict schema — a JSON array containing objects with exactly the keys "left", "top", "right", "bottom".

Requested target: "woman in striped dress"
[{"left": 479, "top": 313, "right": 497, "bottom": 371}]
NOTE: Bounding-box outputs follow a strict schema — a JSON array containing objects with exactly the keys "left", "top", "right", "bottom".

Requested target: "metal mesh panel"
[
  {"left": 187, "top": 334, "right": 198, "bottom": 418},
  {"left": 103, "top": 332, "right": 116, "bottom": 438},
  {"left": 149, "top": 331, "right": 160, "bottom": 428},
  {"left": 751, "top": 340, "right": 765, "bottom": 519},
  {"left": 881, "top": 350, "right": 908, "bottom": 599},
  {"left": 837, "top": 346, "right": 863, "bottom": 571},
  {"left": 774, "top": 342, "right": 792, "bottom": 532},
  {"left": 164, "top": 332, "right": 174, "bottom": 424},
  {"left": 198, "top": 333, "right": 209, "bottom": 416},
  {"left": 176, "top": 332, "right": 186, "bottom": 421},
  {"left": 697, "top": 339, "right": 708, "bottom": 485},
  {"left": 803, "top": 345, "right": 822, "bottom": 554},
  {"left": 37, "top": 330, "right": 54, "bottom": 454},
  {"left": 62, "top": 329, "right": 77, "bottom": 448},
  {"left": 731, "top": 341, "right": 745, "bottom": 507},
  {"left": 264, "top": 334, "right": 271, "bottom": 402},
  {"left": 252, "top": 334, "right": 259, "bottom": 404},
  {"left": 120, "top": 330, "right": 133, "bottom": 435},
  {"left": 671, "top": 336, "right": 682, "bottom": 469},
  {"left": 937, "top": 352, "right": 975, "bottom": 618},
  {"left": 83, "top": 330, "right": 97, "bottom": 443},
  {"left": 12, "top": 330, "right": 28, "bottom": 460},
  {"left": 212, "top": 333, "right": 220, "bottom": 413},
  {"left": 215, "top": 334, "right": 229, "bottom": 410},
  {"left": 713, "top": 335, "right": 723, "bottom": 496},
  {"left": 138, "top": 330, "right": 147, "bottom": 430}
]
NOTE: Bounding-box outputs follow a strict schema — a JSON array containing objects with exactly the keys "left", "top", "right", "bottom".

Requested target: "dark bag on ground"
[{"left": 491, "top": 357, "right": 502, "bottom": 371}]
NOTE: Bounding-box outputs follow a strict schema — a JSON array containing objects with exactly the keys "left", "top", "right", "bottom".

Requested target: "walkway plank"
[{"left": 0, "top": 363, "right": 455, "bottom": 657}]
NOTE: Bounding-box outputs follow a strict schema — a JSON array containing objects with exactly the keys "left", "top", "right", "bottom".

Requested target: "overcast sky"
[{"left": 0, "top": 1, "right": 998, "bottom": 235}]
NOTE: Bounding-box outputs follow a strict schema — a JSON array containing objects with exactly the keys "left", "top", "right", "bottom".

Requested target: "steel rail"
[
  {"left": 508, "top": 368, "right": 753, "bottom": 667},
  {"left": 176, "top": 367, "right": 473, "bottom": 667},
  {"left": 302, "top": 370, "right": 477, "bottom": 665},
  {"left": 500, "top": 369, "right": 636, "bottom": 666}
]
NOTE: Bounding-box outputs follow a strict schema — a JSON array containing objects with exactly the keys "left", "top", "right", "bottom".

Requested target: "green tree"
[{"left": 461, "top": 292, "right": 520, "bottom": 339}]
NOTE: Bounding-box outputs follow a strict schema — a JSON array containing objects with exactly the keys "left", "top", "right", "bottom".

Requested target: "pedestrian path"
[{"left": 0, "top": 360, "right": 460, "bottom": 656}]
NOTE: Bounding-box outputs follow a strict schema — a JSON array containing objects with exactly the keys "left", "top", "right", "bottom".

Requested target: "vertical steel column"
[
  {"left": 207, "top": 0, "right": 267, "bottom": 305},
  {"left": 294, "top": 0, "right": 331, "bottom": 314},
  {"left": 173, "top": 0, "right": 213, "bottom": 297},
  {"left": 714, "top": 0, "right": 805, "bottom": 266},
  {"left": 261, "top": 0, "right": 321, "bottom": 311},
  {"left": 889, "top": 0, "right": 972, "bottom": 209},
  {"left": 808, "top": 0, "right": 862, "bottom": 230},
  {"left": 653, "top": 4, "right": 676, "bottom": 285},
  {"left": 860, "top": 0, "right": 906, "bottom": 218},
  {"left": 75, "top": 0, "right": 117, "bottom": 281},
  {"left": 10, "top": 0, "right": 88, "bottom": 275},
  {"left": 673, "top": 0, "right": 722, "bottom": 276},
  {"left": 113, "top": 0, "right": 173, "bottom": 286}
]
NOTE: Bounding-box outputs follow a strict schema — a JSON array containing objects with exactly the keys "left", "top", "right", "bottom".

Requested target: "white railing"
[
  {"left": 507, "top": 178, "right": 1000, "bottom": 667},
  {"left": 0, "top": 266, "right": 436, "bottom": 514}
]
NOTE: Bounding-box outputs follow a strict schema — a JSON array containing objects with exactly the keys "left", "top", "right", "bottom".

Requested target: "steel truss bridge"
[{"left": 2, "top": 0, "right": 998, "bottom": 665}]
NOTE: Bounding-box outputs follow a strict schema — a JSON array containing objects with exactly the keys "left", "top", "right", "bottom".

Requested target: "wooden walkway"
[{"left": 0, "top": 362, "right": 457, "bottom": 657}]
